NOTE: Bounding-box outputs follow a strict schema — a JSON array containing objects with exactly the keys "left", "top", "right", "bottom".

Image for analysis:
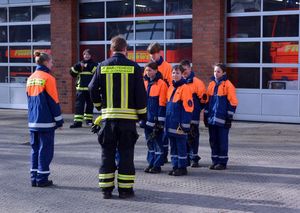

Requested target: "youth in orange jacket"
[
  {"left": 181, "top": 60, "right": 206, "bottom": 167},
  {"left": 204, "top": 63, "right": 238, "bottom": 170},
  {"left": 26, "top": 51, "right": 63, "bottom": 187},
  {"left": 143, "top": 62, "right": 168, "bottom": 174},
  {"left": 165, "top": 65, "right": 193, "bottom": 176}
]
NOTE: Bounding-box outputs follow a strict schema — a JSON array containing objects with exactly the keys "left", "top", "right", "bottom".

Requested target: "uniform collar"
[
  {"left": 172, "top": 78, "right": 186, "bottom": 88},
  {"left": 211, "top": 74, "right": 227, "bottom": 84},
  {"left": 144, "top": 71, "right": 163, "bottom": 82},
  {"left": 155, "top": 56, "right": 164, "bottom": 66},
  {"left": 36, "top": 65, "right": 50, "bottom": 73},
  {"left": 112, "top": 52, "right": 126, "bottom": 58},
  {"left": 185, "top": 71, "right": 195, "bottom": 83}
]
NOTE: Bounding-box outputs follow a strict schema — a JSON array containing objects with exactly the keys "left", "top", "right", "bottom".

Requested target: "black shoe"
[
  {"left": 208, "top": 164, "right": 217, "bottom": 170},
  {"left": 103, "top": 191, "right": 112, "bottom": 199},
  {"left": 191, "top": 161, "right": 200, "bottom": 168},
  {"left": 164, "top": 157, "right": 169, "bottom": 164},
  {"left": 119, "top": 191, "right": 135, "bottom": 199},
  {"left": 31, "top": 181, "right": 36, "bottom": 187},
  {"left": 214, "top": 164, "right": 227, "bottom": 170},
  {"left": 149, "top": 167, "right": 161, "bottom": 174},
  {"left": 168, "top": 169, "right": 175, "bottom": 176},
  {"left": 70, "top": 122, "right": 82, "bottom": 128},
  {"left": 86, "top": 120, "right": 93, "bottom": 126},
  {"left": 37, "top": 180, "right": 53, "bottom": 187},
  {"left": 144, "top": 166, "right": 152, "bottom": 173},
  {"left": 173, "top": 168, "right": 188, "bottom": 176}
]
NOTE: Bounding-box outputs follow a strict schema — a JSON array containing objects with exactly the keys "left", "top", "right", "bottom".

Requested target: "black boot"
[
  {"left": 37, "top": 180, "right": 53, "bottom": 187},
  {"left": 214, "top": 164, "right": 227, "bottom": 170},
  {"left": 173, "top": 168, "right": 188, "bottom": 176},
  {"left": 103, "top": 191, "right": 112, "bottom": 199},
  {"left": 70, "top": 122, "right": 82, "bottom": 128},
  {"left": 144, "top": 166, "right": 152, "bottom": 173},
  {"left": 119, "top": 190, "right": 135, "bottom": 199},
  {"left": 149, "top": 167, "right": 161, "bottom": 174}
]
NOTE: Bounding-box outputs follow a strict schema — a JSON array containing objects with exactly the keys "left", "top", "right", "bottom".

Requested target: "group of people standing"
[{"left": 26, "top": 36, "right": 238, "bottom": 199}]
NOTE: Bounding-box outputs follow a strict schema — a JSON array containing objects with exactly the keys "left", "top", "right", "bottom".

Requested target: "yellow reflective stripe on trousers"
[
  {"left": 99, "top": 173, "right": 115, "bottom": 179},
  {"left": 117, "top": 174, "right": 135, "bottom": 180},
  {"left": 118, "top": 182, "right": 134, "bottom": 188},
  {"left": 121, "top": 73, "right": 128, "bottom": 109},
  {"left": 101, "top": 66, "right": 134, "bottom": 74},
  {"left": 106, "top": 74, "right": 113, "bottom": 108},
  {"left": 136, "top": 107, "right": 147, "bottom": 114},
  {"left": 99, "top": 181, "right": 114, "bottom": 188}
]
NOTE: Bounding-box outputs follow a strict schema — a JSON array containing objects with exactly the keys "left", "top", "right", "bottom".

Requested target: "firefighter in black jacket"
[
  {"left": 89, "top": 36, "right": 147, "bottom": 199},
  {"left": 70, "top": 49, "right": 97, "bottom": 128}
]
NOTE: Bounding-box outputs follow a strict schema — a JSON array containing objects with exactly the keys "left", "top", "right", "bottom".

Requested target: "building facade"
[{"left": 0, "top": 0, "right": 299, "bottom": 123}]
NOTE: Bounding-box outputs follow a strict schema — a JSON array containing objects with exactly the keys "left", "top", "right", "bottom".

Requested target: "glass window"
[
  {"left": 133, "top": 44, "right": 152, "bottom": 63},
  {"left": 9, "top": 0, "right": 31, "bottom": 3},
  {"left": 0, "top": 8, "right": 7, "bottom": 23},
  {"left": 33, "top": 45, "right": 51, "bottom": 56},
  {"left": 79, "top": 2, "right": 104, "bottom": 19},
  {"left": 136, "top": 20, "right": 164, "bottom": 40},
  {"left": 227, "top": 42, "right": 260, "bottom": 63},
  {"left": 166, "top": 19, "right": 192, "bottom": 39},
  {"left": 80, "top": 45, "right": 105, "bottom": 62},
  {"left": 0, "top": 0, "right": 8, "bottom": 4},
  {"left": 33, "top": 25, "right": 50, "bottom": 42},
  {"left": 0, "top": 66, "right": 8, "bottom": 83},
  {"left": 227, "top": 67, "right": 260, "bottom": 89},
  {"left": 227, "top": 16, "right": 260, "bottom": 38},
  {"left": 0, "top": 46, "right": 8, "bottom": 62},
  {"left": 32, "top": 5, "right": 50, "bottom": 22},
  {"left": 263, "top": 15, "right": 299, "bottom": 37},
  {"left": 9, "top": 46, "right": 31, "bottom": 63},
  {"left": 0, "top": 26, "right": 8, "bottom": 42},
  {"left": 80, "top": 23, "right": 104, "bottom": 41},
  {"left": 227, "top": 0, "right": 261, "bottom": 13},
  {"left": 107, "top": 0, "right": 133, "bottom": 18},
  {"left": 166, "top": 43, "right": 192, "bottom": 63},
  {"left": 9, "top": 25, "right": 31, "bottom": 42},
  {"left": 10, "top": 66, "right": 31, "bottom": 84},
  {"left": 166, "top": 0, "right": 192, "bottom": 15},
  {"left": 9, "top": 7, "right": 30, "bottom": 22},
  {"left": 263, "top": 41, "right": 298, "bottom": 63},
  {"left": 263, "top": 0, "right": 299, "bottom": 11},
  {"left": 136, "top": 0, "right": 164, "bottom": 16},
  {"left": 263, "top": 67, "right": 298, "bottom": 89},
  {"left": 107, "top": 21, "right": 133, "bottom": 40}
]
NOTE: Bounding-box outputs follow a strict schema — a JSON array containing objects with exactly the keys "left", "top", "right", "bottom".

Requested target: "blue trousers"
[
  {"left": 162, "top": 132, "right": 169, "bottom": 160},
  {"left": 30, "top": 130, "right": 55, "bottom": 184},
  {"left": 187, "top": 124, "right": 200, "bottom": 163},
  {"left": 169, "top": 135, "right": 188, "bottom": 169},
  {"left": 208, "top": 125, "right": 229, "bottom": 165},
  {"left": 144, "top": 127, "right": 164, "bottom": 168}
]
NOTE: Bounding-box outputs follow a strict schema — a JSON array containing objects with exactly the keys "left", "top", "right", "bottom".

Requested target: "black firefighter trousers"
[{"left": 98, "top": 120, "right": 139, "bottom": 193}]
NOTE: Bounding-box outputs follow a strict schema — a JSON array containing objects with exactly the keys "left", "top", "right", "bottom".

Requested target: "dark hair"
[
  {"left": 83, "top": 49, "right": 91, "bottom": 55},
  {"left": 180, "top": 60, "right": 191, "bottom": 67},
  {"left": 110, "top": 35, "right": 127, "bottom": 52},
  {"left": 145, "top": 61, "right": 158, "bottom": 70},
  {"left": 173, "top": 64, "right": 185, "bottom": 73},
  {"left": 34, "top": 51, "right": 51, "bottom": 66},
  {"left": 147, "top": 42, "right": 161, "bottom": 54},
  {"left": 214, "top": 63, "right": 226, "bottom": 72}
]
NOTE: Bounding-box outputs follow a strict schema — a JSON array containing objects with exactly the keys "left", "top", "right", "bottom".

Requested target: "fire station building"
[{"left": 0, "top": 0, "right": 299, "bottom": 123}]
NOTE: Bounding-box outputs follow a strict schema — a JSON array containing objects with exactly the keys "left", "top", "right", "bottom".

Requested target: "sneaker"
[
  {"left": 119, "top": 191, "right": 135, "bottom": 199},
  {"left": 70, "top": 122, "right": 82, "bottom": 128},
  {"left": 214, "top": 164, "right": 227, "bottom": 170},
  {"left": 37, "top": 180, "right": 53, "bottom": 187},
  {"left": 191, "top": 161, "right": 200, "bottom": 168},
  {"left": 103, "top": 191, "right": 112, "bottom": 199},
  {"left": 173, "top": 168, "right": 188, "bottom": 176},
  {"left": 208, "top": 164, "right": 217, "bottom": 170},
  {"left": 149, "top": 167, "right": 161, "bottom": 174},
  {"left": 144, "top": 166, "right": 152, "bottom": 173},
  {"left": 168, "top": 169, "right": 175, "bottom": 176}
]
